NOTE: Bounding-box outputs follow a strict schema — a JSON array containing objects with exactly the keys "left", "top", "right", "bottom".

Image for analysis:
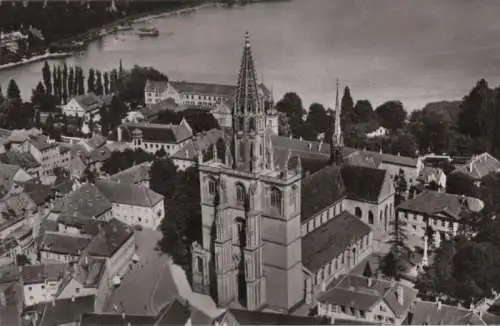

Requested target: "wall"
[
  {"left": 23, "top": 280, "right": 61, "bottom": 307},
  {"left": 106, "top": 233, "right": 135, "bottom": 280},
  {"left": 343, "top": 198, "right": 394, "bottom": 234},
  {"left": 40, "top": 251, "right": 79, "bottom": 264},
  {"left": 111, "top": 201, "right": 164, "bottom": 229}
]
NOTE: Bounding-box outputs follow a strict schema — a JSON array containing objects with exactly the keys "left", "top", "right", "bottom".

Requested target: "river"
[{"left": 2, "top": 0, "right": 500, "bottom": 111}]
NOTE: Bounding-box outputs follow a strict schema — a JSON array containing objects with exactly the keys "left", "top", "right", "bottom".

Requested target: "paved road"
[{"left": 103, "top": 229, "right": 178, "bottom": 315}]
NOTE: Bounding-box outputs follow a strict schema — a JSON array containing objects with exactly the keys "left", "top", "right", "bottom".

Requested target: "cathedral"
[{"left": 191, "top": 33, "right": 397, "bottom": 313}]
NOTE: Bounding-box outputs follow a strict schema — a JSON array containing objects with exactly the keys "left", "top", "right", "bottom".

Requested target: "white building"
[
  {"left": 39, "top": 232, "right": 92, "bottom": 264},
  {"left": 366, "top": 126, "right": 388, "bottom": 139},
  {"left": 95, "top": 180, "right": 165, "bottom": 229},
  {"left": 21, "top": 263, "right": 68, "bottom": 307},
  {"left": 110, "top": 119, "right": 193, "bottom": 156},
  {"left": 62, "top": 93, "right": 106, "bottom": 122}
]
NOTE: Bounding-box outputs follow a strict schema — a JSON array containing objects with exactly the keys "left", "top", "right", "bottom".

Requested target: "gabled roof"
[
  {"left": 52, "top": 183, "right": 112, "bottom": 219},
  {"left": 107, "top": 162, "right": 151, "bottom": 185},
  {"left": 145, "top": 79, "right": 169, "bottom": 94},
  {"left": 108, "top": 121, "right": 193, "bottom": 144},
  {"left": 302, "top": 211, "right": 371, "bottom": 273},
  {"left": 0, "top": 151, "right": 40, "bottom": 169},
  {"left": 417, "top": 166, "right": 445, "bottom": 184},
  {"left": 301, "top": 165, "right": 345, "bottom": 222},
  {"left": 22, "top": 182, "right": 52, "bottom": 206},
  {"left": 21, "top": 263, "right": 68, "bottom": 285},
  {"left": 57, "top": 215, "right": 107, "bottom": 236},
  {"left": 95, "top": 180, "right": 164, "bottom": 207},
  {"left": 452, "top": 152, "right": 500, "bottom": 180},
  {"left": 318, "top": 275, "right": 417, "bottom": 318},
  {"left": 85, "top": 218, "right": 133, "bottom": 258},
  {"left": 40, "top": 232, "right": 91, "bottom": 256},
  {"left": 341, "top": 165, "right": 389, "bottom": 203},
  {"left": 405, "top": 300, "right": 486, "bottom": 325},
  {"left": 34, "top": 295, "right": 95, "bottom": 326},
  {"left": 71, "top": 92, "right": 104, "bottom": 112},
  {"left": 171, "top": 128, "right": 226, "bottom": 160},
  {"left": 217, "top": 308, "right": 328, "bottom": 325},
  {"left": 0, "top": 162, "right": 20, "bottom": 197},
  {"left": 397, "top": 190, "right": 484, "bottom": 220},
  {"left": 170, "top": 80, "right": 235, "bottom": 97},
  {"left": 29, "top": 135, "right": 58, "bottom": 152}
]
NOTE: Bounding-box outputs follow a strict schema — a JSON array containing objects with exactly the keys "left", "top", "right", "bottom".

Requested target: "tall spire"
[
  {"left": 232, "top": 32, "right": 268, "bottom": 173},
  {"left": 330, "top": 79, "right": 343, "bottom": 165}
]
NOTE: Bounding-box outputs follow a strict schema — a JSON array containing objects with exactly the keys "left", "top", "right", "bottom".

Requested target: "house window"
[
  {"left": 270, "top": 188, "right": 282, "bottom": 213},
  {"left": 368, "top": 211, "right": 374, "bottom": 225},
  {"left": 236, "top": 183, "right": 246, "bottom": 205},
  {"left": 341, "top": 305, "right": 347, "bottom": 313},
  {"left": 75, "top": 288, "right": 80, "bottom": 293}
]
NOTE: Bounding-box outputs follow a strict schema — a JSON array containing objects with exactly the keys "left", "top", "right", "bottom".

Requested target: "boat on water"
[{"left": 136, "top": 27, "right": 159, "bottom": 37}]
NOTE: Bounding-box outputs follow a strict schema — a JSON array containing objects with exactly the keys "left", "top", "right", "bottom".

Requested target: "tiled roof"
[
  {"left": 73, "top": 256, "right": 107, "bottom": 288},
  {"left": 95, "top": 180, "right": 163, "bottom": 207},
  {"left": 29, "top": 135, "right": 58, "bottom": 152},
  {"left": 85, "top": 218, "right": 133, "bottom": 258},
  {"left": 0, "top": 264, "right": 20, "bottom": 284},
  {"left": 0, "top": 151, "right": 40, "bottom": 169},
  {"left": 88, "top": 145, "right": 112, "bottom": 163},
  {"left": 52, "top": 184, "right": 112, "bottom": 219},
  {"left": 171, "top": 128, "right": 226, "bottom": 160},
  {"left": 0, "top": 192, "right": 36, "bottom": 218},
  {"left": 219, "top": 308, "right": 328, "bottom": 325},
  {"left": 302, "top": 211, "right": 371, "bottom": 273},
  {"left": 107, "top": 162, "right": 151, "bottom": 184},
  {"left": 380, "top": 152, "right": 418, "bottom": 168},
  {"left": 85, "top": 134, "right": 106, "bottom": 149},
  {"left": 170, "top": 81, "right": 235, "bottom": 97},
  {"left": 57, "top": 215, "right": 107, "bottom": 236},
  {"left": 34, "top": 295, "right": 95, "bottom": 326},
  {"left": 318, "top": 275, "right": 417, "bottom": 318},
  {"left": 397, "top": 190, "right": 484, "bottom": 220},
  {"left": 341, "top": 165, "right": 388, "bottom": 202},
  {"left": 52, "top": 176, "right": 77, "bottom": 195},
  {"left": 145, "top": 79, "right": 169, "bottom": 94},
  {"left": 344, "top": 150, "right": 382, "bottom": 169},
  {"left": 452, "top": 152, "right": 500, "bottom": 180},
  {"left": 143, "top": 98, "right": 185, "bottom": 119},
  {"left": 22, "top": 182, "right": 52, "bottom": 206},
  {"left": 301, "top": 165, "right": 345, "bottom": 222},
  {"left": 405, "top": 300, "right": 485, "bottom": 325},
  {"left": 21, "top": 263, "right": 68, "bottom": 285},
  {"left": 108, "top": 120, "right": 193, "bottom": 144},
  {"left": 72, "top": 92, "right": 104, "bottom": 112},
  {"left": 481, "top": 312, "right": 500, "bottom": 325},
  {"left": 0, "top": 162, "right": 19, "bottom": 196},
  {"left": 40, "top": 232, "right": 92, "bottom": 256},
  {"left": 0, "top": 128, "right": 12, "bottom": 138}
]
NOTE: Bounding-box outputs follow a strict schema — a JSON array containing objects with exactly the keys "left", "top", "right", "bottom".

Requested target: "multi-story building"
[
  {"left": 21, "top": 263, "right": 68, "bottom": 307},
  {"left": 396, "top": 190, "right": 484, "bottom": 249},
  {"left": 95, "top": 180, "right": 164, "bottom": 229},
  {"left": 107, "top": 162, "right": 152, "bottom": 187},
  {"left": 451, "top": 152, "right": 500, "bottom": 187},
  {"left": 62, "top": 92, "right": 106, "bottom": 122},
  {"left": 39, "top": 232, "right": 92, "bottom": 264},
  {"left": 52, "top": 183, "right": 113, "bottom": 220},
  {"left": 316, "top": 274, "right": 418, "bottom": 325},
  {"left": 109, "top": 119, "right": 193, "bottom": 156}
]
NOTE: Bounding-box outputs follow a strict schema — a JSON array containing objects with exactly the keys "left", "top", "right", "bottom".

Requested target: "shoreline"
[
  {"left": 0, "top": 52, "right": 71, "bottom": 71},
  {"left": 0, "top": 1, "right": 220, "bottom": 71}
]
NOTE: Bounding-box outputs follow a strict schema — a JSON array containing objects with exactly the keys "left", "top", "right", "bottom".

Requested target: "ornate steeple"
[
  {"left": 232, "top": 32, "right": 270, "bottom": 173},
  {"left": 331, "top": 79, "right": 343, "bottom": 165}
]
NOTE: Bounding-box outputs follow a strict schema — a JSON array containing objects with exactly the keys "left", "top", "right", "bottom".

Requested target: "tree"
[
  {"left": 87, "top": 68, "right": 95, "bottom": 93},
  {"left": 375, "top": 100, "right": 407, "bottom": 131},
  {"left": 52, "top": 65, "right": 57, "bottom": 97},
  {"left": 56, "top": 65, "right": 63, "bottom": 100},
  {"left": 387, "top": 131, "right": 417, "bottom": 157},
  {"left": 7, "top": 79, "right": 21, "bottom": 99},
  {"left": 62, "top": 63, "right": 68, "bottom": 104},
  {"left": 409, "top": 109, "right": 452, "bottom": 155},
  {"left": 76, "top": 66, "right": 85, "bottom": 95},
  {"left": 95, "top": 70, "right": 104, "bottom": 96},
  {"left": 102, "top": 148, "right": 154, "bottom": 175},
  {"left": 68, "top": 66, "right": 75, "bottom": 97},
  {"left": 353, "top": 99, "right": 375, "bottom": 123},
  {"left": 119, "top": 59, "right": 124, "bottom": 77},
  {"left": 110, "top": 69, "right": 118, "bottom": 93},
  {"left": 16, "top": 254, "right": 30, "bottom": 266},
  {"left": 394, "top": 169, "right": 408, "bottom": 206},
  {"left": 42, "top": 61, "right": 52, "bottom": 95},
  {"left": 446, "top": 173, "right": 478, "bottom": 198},
  {"left": 305, "top": 103, "right": 328, "bottom": 138},
  {"left": 108, "top": 95, "right": 128, "bottom": 128},
  {"left": 278, "top": 111, "right": 291, "bottom": 136},
  {"left": 276, "top": 92, "right": 306, "bottom": 137},
  {"left": 103, "top": 71, "right": 110, "bottom": 95},
  {"left": 82, "top": 167, "right": 97, "bottom": 183},
  {"left": 340, "top": 86, "right": 355, "bottom": 122},
  {"left": 150, "top": 157, "right": 178, "bottom": 200},
  {"left": 458, "top": 79, "right": 490, "bottom": 139}
]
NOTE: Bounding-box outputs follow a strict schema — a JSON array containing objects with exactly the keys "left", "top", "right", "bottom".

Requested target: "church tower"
[
  {"left": 192, "top": 33, "right": 304, "bottom": 313},
  {"left": 330, "top": 79, "right": 343, "bottom": 165}
]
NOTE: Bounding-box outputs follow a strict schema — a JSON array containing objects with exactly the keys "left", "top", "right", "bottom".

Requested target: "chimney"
[
  {"left": 117, "top": 127, "right": 122, "bottom": 142},
  {"left": 121, "top": 311, "right": 126, "bottom": 320},
  {"left": 318, "top": 140, "right": 323, "bottom": 151},
  {"left": 396, "top": 284, "right": 404, "bottom": 305},
  {"left": 367, "top": 277, "right": 373, "bottom": 287},
  {"left": 299, "top": 136, "right": 303, "bottom": 141},
  {"left": 51, "top": 298, "right": 56, "bottom": 307}
]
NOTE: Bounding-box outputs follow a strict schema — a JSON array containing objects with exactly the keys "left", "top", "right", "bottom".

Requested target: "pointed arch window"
[
  {"left": 236, "top": 183, "right": 246, "bottom": 205},
  {"left": 368, "top": 211, "right": 374, "bottom": 225},
  {"left": 249, "top": 117, "right": 256, "bottom": 132},
  {"left": 208, "top": 178, "right": 217, "bottom": 197},
  {"left": 270, "top": 187, "right": 282, "bottom": 213}
]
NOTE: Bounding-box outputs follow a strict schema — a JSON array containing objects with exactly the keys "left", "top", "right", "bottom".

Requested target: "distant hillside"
[{"left": 421, "top": 100, "right": 462, "bottom": 125}]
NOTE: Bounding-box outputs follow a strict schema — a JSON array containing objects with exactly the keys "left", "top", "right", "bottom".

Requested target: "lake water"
[{"left": 2, "top": 0, "right": 500, "bottom": 111}]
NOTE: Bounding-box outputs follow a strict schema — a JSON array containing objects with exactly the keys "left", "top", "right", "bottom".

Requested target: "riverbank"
[{"left": 0, "top": 51, "right": 71, "bottom": 71}]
